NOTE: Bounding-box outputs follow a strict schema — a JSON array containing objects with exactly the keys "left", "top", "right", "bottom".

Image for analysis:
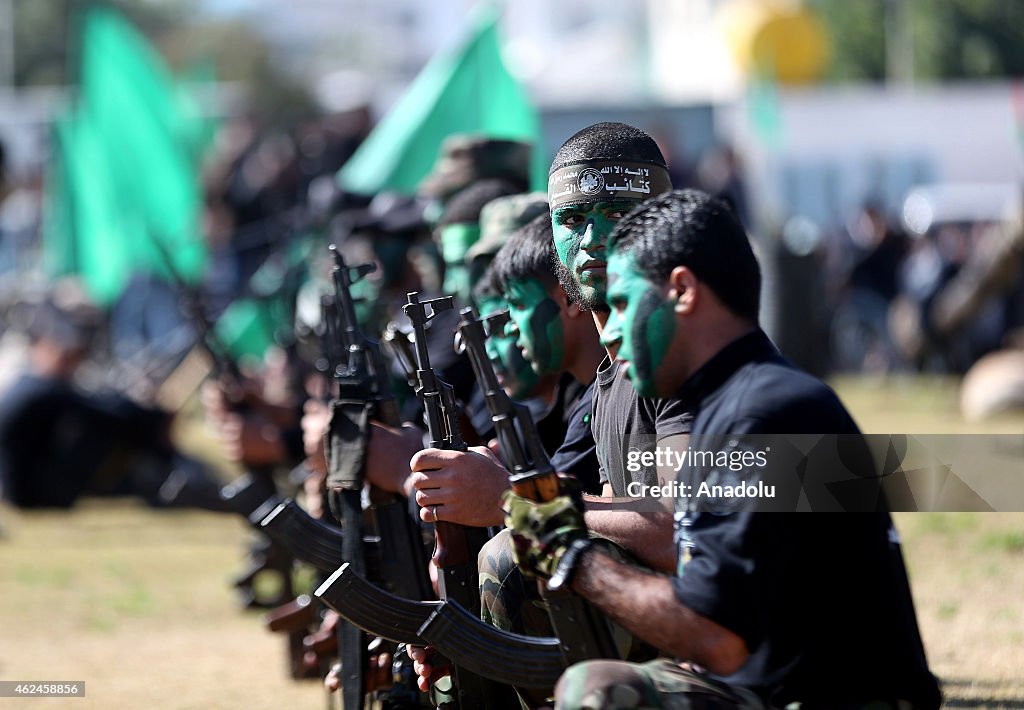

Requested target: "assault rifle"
[
  {"left": 220, "top": 474, "right": 293, "bottom": 609},
  {"left": 323, "top": 249, "right": 432, "bottom": 710},
  {"left": 418, "top": 308, "right": 618, "bottom": 682},
  {"left": 254, "top": 296, "right": 348, "bottom": 575},
  {"left": 149, "top": 237, "right": 296, "bottom": 610},
  {"left": 315, "top": 300, "right": 570, "bottom": 698},
  {"left": 399, "top": 292, "right": 497, "bottom": 708}
]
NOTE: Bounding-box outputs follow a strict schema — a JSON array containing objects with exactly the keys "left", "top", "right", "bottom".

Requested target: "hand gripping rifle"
[
  {"left": 399, "top": 291, "right": 504, "bottom": 708},
  {"left": 253, "top": 296, "right": 349, "bottom": 575},
  {"left": 148, "top": 238, "right": 294, "bottom": 610},
  {"left": 324, "top": 249, "right": 432, "bottom": 710},
  {"left": 419, "top": 308, "right": 618, "bottom": 680},
  {"left": 315, "top": 294, "right": 566, "bottom": 697}
]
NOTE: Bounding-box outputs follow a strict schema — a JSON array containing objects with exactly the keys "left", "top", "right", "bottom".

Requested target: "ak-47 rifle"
[
  {"left": 322, "top": 249, "right": 432, "bottom": 710},
  {"left": 146, "top": 237, "right": 294, "bottom": 609},
  {"left": 398, "top": 292, "right": 503, "bottom": 708},
  {"left": 418, "top": 308, "right": 618, "bottom": 681},
  {"left": 254, "top": 295, "right": 349, "bottom": 574},
  {"left": 316, "top": 296, "right": 570, "bottom": 701}
]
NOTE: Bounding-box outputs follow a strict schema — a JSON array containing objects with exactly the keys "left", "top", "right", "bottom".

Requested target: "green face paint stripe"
[
  {"left": 478, "top": 296, "right": 540, "bottom": 397},
  {"left": 442, "top": 266, "right": 472, "bottom": 305},
  {"left": 438, "top": 223, "right": 481, "bottom": 263},
  {"left": 629, "top": 287, "right": 674, "bottom": 393},
  {"left": 606, "top": 251, "right": 676, "bottom": 396},
  {"left": 505, "top": 278, "right": 565, "bottom": 376},
  {"left": 501, "top": 338, "right": 539, "bottom": 393},
  {"left": 550, "top": 202, "right": 634, "bottom": 309},
  {"left": 526, "top": 296, "right": 563, "bottom": 373}
]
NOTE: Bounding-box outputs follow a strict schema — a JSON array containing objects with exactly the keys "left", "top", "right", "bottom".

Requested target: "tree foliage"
[
  {"left": 810, "top": 0, "right": 1024, "bottom": 82},
  {"left": 12, "top": 0, "right": 314, "bottom": 125}
]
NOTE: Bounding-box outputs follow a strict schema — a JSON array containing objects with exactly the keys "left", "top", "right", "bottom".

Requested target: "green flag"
[
  {"left": 338, "top": 4, "right": 545, "bottom": 195},
  {"left": 79, "top": 8, "right": 205, "bottom": 285},
  {"left": 748, "top": 70, "right": 783, "bottom": 150},
  {"left": 44, "top": 111, "right": 134, "bottom": 304},
  {"left": 43, "top": 8, "right": 207, "bottom": 305}
]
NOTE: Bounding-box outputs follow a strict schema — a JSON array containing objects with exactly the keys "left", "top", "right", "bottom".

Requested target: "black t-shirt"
[
  {"left": 669, "top": 330, "right": 941, "bottom": 708},
  {"left": 591, "top": 357, "right": 693, "bottom": 496},
  {"left": 550, "top": 377, "right": 601, "bottom": 495},
  {"left": 467, "top": 373, "right": 586, "bottom": 460}
]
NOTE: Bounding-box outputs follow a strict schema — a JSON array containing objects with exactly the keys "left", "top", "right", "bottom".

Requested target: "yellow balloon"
[{"left": 719, "top": 0, "right": 830, "bottom": 84}]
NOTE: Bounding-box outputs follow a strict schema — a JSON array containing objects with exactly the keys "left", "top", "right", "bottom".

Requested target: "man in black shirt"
[
  {"left": 1, "top": 289, "right": 225, "bottom": 511},
  {"left": 505, "top": 190, "right": 941, "bottom": 709}
]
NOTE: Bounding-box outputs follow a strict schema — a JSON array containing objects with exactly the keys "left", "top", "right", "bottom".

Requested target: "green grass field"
[{"left": 1, "top": 376, "right": 1022, "bottom": 709}]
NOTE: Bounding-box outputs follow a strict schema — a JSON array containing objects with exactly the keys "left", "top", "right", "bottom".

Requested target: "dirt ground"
[{"left": 1, "top": 376, "right": 1022, "bottom": 709}]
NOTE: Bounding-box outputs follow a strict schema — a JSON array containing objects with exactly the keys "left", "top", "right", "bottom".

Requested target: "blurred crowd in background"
[
  {"left": 1, "top": 0, "right": 1024, "bottom": 511},
  {"left": 3, "top": 104, "right": 1022, "bottom": 381}
]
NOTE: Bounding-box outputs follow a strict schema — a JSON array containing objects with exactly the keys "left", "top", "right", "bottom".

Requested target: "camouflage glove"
[{"left": 502, "top": 490, "right": 589, "bottom": 584}]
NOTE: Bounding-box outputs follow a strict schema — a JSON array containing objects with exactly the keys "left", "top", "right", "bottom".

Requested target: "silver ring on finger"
[{"left": 431, "top": 505, "right": 439, "bottom": 522}]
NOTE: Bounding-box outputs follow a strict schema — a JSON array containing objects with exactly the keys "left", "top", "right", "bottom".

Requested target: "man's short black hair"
[
  {"left": 550, "top": 122, "right": 667, "bottom": 173},
  {"left": 491, "top": 214, "right": 558, "bottom": 291},
  {"left": 437, "top": 179, "right": 522, "bottom": 227},
  {"left": 472, "top": 262, "right": 500, "bottom": 304},
  {"left": 608, "top": 189, "right": 761, "bottom": 322}
]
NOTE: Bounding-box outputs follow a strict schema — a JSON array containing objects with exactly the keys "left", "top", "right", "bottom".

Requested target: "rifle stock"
[{"left": 220, "top": 473, "right": 283, "bottom": 519}]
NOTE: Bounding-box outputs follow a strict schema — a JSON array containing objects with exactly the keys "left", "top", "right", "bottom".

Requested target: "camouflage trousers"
[
  {"left": 478, "top": 529, "right": 648, "bottom": 655},
  {"left": 477, "top": 530, "right": 657, "bottom": 709},
  {"left": 479, "top": 528, "right": 553, "bottom": 637},
  {"left": 555, "top": 659, "right": 766, "bottom": 710}
]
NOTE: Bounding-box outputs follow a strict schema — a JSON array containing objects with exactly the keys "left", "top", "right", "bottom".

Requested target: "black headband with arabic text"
[{"left": 548, "top": 160, "right": 673, "bottom": 210}]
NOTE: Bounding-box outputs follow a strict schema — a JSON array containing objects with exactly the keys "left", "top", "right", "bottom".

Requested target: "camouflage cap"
[
  {"left": 419, "top": 135, "right": 532, "bottom": 201},
  {"left": 466, "top": 192, "right": 549, "bottom": 262}
]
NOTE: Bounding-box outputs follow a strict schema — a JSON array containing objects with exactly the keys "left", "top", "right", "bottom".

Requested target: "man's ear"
[{"left": 668, "top": 266, "right": 699, "bottom": 315}]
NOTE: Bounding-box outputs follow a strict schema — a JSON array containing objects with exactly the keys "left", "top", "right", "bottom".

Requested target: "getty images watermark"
[
  {"left": 619, "top": 435, "right": 1024, "bottom": 512},
  {"left": 624, "top": 444, "right": 776, "bottom": 500}
]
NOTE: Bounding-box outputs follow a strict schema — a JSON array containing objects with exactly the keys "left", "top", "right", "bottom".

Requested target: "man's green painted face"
[
  {"left": 602, "top": 251, "right": 676, "bottom": 398},
  {"left": 478, "top": 294, "right": 539, "bottom": 400},
  {"left": 504, "top": 278, "right": 565, "bottom": 376},
  {"left": 549, "top": 200, "right": 635, "bottom": 308},
  {"left": 438, "top": 223, "right": 481, "bottom": 303}
]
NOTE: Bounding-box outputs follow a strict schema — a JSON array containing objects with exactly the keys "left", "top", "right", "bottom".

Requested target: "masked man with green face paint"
[
  {"left": 473, "top": 213, "right": 608, "bottom": 673},
  {"left": 491, "top": 213, "right": 606, "bottom": 491},
  {"left": 544, "top": 122, "right": 694, "bottom": 576},
  {"left": 399, "top": 124, "right": 692, "bottom": 698},
  {"left": 505, "top": 190, "right": 942, "bottom": 710},
  {"left": 434, "top": 179, "right": 522, "bottom": 305},
  {"left": 467, "top": 193, "right": 588, "bottom": 460},
  {"left": 470, "top": 193, "right": 551, "bottom": 401}
]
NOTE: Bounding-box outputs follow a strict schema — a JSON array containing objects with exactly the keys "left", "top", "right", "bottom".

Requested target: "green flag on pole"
[
  {"left": 338, "top": 4, "right": 545, "bottom": 195},
  {"left": 43, "top": 7, "right": 207, "bottom": 306},
  {"left": 44, "top": 109, "right": 143, "bottom": 304}
]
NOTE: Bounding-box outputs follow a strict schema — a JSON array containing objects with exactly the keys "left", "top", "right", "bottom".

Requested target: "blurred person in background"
[
  {"left": 0, "top": 280, "right": 225, "bottom": 510},
  {"left": 696, "top": 143, "right": 751, "bottom": 230},
  {"left": 890, "top": 218, "right": 1012, "bottom": 373},
  {"left": 829, "top": 200, "right": 911, "bottom": 373}
]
